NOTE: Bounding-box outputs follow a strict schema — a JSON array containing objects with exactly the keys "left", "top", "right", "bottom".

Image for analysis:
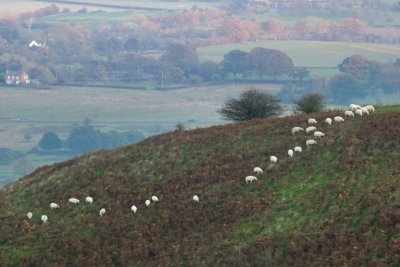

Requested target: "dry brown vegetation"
[{"left": 1, "top": 106, "right": 400, "bottom": 266}]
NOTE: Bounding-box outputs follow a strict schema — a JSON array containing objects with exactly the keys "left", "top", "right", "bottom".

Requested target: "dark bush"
[{"left": 293, "top": 93, "right": 325, "bottom": 114}]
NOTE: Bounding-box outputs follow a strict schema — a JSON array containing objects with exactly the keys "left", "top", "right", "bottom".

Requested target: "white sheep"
[
  {"left": 50, "top": 203, "right": 59, "bottom": 210},
  {"left": 314, "top": 131, "right": 325, "bottom": 138},
  {"left": 68, "top": 198, "right": 80, "bottom": 205},
  {"left": 99, "top": 208, "right": 106, "bottom": 217},
  {"left": 131, "top": 205, "right": 137, "bottom": 214},
  {"left": 145, "top": 199, "right": 151, "bottom": 207},
  {"left": 344, "top": 110, "right": 354, "bottom": 117},
  {"left": 291, "top": 127, "right": 304, "bottom": 135},
  {"left": 151, "top": 196, "right": 159, "bottom": 202},
  {"left": 306, "top": 126, "right": 317, "bottom": 133},
  {"left": 270, "top": 156, "right": 277, "bottom": 163},
  {"left": 245, "top": 176, "right": 257, "bottom": 183},
  {"left": 27, "top": 212, "right": 33, "bottom": 219},
  {"left": 361, "top": 107, "right": 369, "bottom": 115},
  {"left": 364, "top": 105, "right": 375, "bottom": 112},
  {"left": 325, "top": 118, "right": 332, "bottom": 125},
  {"left": 306, "top": 139, "right": 317, "bottom": 147},
  {"left": 85, "top": 196, "right": 93, "bottom": 204},
  {"left": 334, "top": 116, "right": 344, "bottom": 122},
  {"left": 349, "top": 104, "right": 361, "bottom": 111},
  {"left": 355, "top": 109, "right": 363, "bottom": 116},
  {"left": 41, "top": 215, "right": 48, "bottom": 224},
  {"left": 294, "top": 146, "right": 302, "bottom": 153},
  {"left": 193, "top": 195, "right": 200, "bottom": 203},
  {"left": 288, "top": 149, "right": 294, "bottom": 157},
  {"left": 308, "top": 118, "right": 317, "bottom": 124},
  {"left": 253, "top": 167, "right": 263, "bottom": 174}
]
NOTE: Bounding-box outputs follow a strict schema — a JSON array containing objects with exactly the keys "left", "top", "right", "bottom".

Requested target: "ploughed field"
[{"left": 1, "top": 105, "right": 400, "bottom": 266}]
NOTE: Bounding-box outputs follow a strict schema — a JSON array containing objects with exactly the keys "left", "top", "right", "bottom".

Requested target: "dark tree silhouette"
[
  {"left": 218, "top": 89, "right": 282, "bottom": 121},
  {"left": 293, "top": 93, "right": 325, "bottom": 114}
]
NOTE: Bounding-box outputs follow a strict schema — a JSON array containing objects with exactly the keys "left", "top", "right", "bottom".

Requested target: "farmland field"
[{"left": 198, "top": 40, "right": 400, "bottom": 76}]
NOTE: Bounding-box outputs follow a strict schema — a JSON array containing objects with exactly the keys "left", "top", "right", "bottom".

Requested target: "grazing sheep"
[
  {"left": 325, "top": 118, "right": 332, "bottom": 125},
  {"left": 349, "top": 104, "right": 361, "bottom": 111},
  {"left": 41, "top": 215, "right": 48, "bottom": 224},
  {"left": 253, "top": 167, "right": 263, "bottom": 174},
  {"left": 334, "top": 116, "right": 344, "bottom": 122},
  {"left": 306, "top": 139, "right": 317, "bottom": 147},
  {"left": 99, "top": 208, "right": 106, "bottom": 217},
  {"left": 193, "top": 195, "right": 200, "bottom": 203},
  {"left": 245, "top": 176, "right": 257, "bottom": 183},
  {"left": 85, "top": 196, "right": 93, "bottom": 204},
  {"left": 288, "top": 149, "right": 294, "bottom": 157},
  {"left": 291, "top": 127, "right": 304, "bottom": 135},
  {"left": 344, "top": 110, "right": 354, "bottom": 117},
  {"left": 355, "top": 109, "right": 363, "bottom": 116},
  {"left": 131, "top": 205, "right": 137, "bottom": 214},
  {"left": 314, "top": 131, "right": 325, "bottom": 138},
  {"left": 361, "top": 107, "right": 369, "bottom": 115},
  {"left": 50, "top": 203, "right": 59, "bottom": 210},
  {"left": 145, "top": 200, "right": 151, "bottom": 207},
  {"left": 27, "top": 212, "right": 33, "bottom": 219},
  {"left": 306, "top": 126, "right": 317, "bottom": 133},
  {"left": 68, "top": 198, "right": 80, "bottom": 205},
  {"left": 270, "top": 156, "right": 278, "bottom": 163},
  {"left": 364, "top": 105, "right": 375, "bottom": 112},
  {"left": 151, "top": 196, "right": 159, "bottom": 202},
  {"left": 294, "top": 146, "right": 302, "bottom": 153},
  {"left": 308, "top": 118, "right": 317, "bottom": 124}
]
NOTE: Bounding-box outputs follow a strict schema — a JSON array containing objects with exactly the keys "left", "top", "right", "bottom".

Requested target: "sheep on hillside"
[
  {"left": 364, "top": 105, "right": 375, "bottom": 112},
  {"left": 361, "top": 107, "right": 369, "bottom": 115},
  {"left": 85, "top": 197, "right": 93, "bottom": 204},
  {"left": 99, "top": 208, "right": 106, "bottom": 217},
  {"left": 325, "top": 118, "right": 332, "bottom": 125},
  {"left": 344, "top": 110, "right": 354, "bottom": 117},
  {"left": 314, "top": 131, "right": 325, "bottom": 138},
  {"left": 306, "top": 139, "right": 317, "bottom": 147},
  {"left": 288, "top": 149, "right": 294, "bottom": 157},
  {"left": 291, "top": 127, "right": 304, "bottom": 135},
  {"left": 50, "top": 203, "right": 59, "bottom": 210},
  {"left": 131, "top": 205, "right": 137, "bottom": 214},
  {"left": 349, "top": 104, "right": 361, "bottom": 111},
  {"left": 306, "top": 126, "right": 317, "bottom": 133},
  {"left": 145, "top": 200, "right": 151, "bottom": 207},
  {"left": 41, "top": 215, "right": 48, "bottom": 224},
  {"left": 151, "top": 196, "right": 159, "bottom": 202},
  {"left": 308, "top": 118, "right": 317, "bottom": 124},
  {"left": 253, "top": 167, "right": 263, "bottom": 174},
  {"left": 27, "top": 212, "right": 33, "bottom": 219},
  {"left": 355, "top": 109, "right": 363, "bottom": 116},
  {"left": 193, "top": 195, "right": 200, "bottom": 203},
  {"left": 334, "top": 116, "right": 344, "bottom": 122},
  {"left": 245, "top": 176, "right": 257, "bottom": 183},
  {"left": 270, "top": 156, "right": 278, "bottom": 163},
  {"left": 68, "top": 198, "right": 80, "bottom": 205},
  {"left": 294, "top": 146, "right": 302, "bottom": 153}
]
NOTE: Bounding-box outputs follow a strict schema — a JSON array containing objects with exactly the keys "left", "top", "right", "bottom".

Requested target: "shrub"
[
  {"left": 38, "top": 132, "right": 62, "bottom": 150},
  {"left": 293, "top": 93, "right": 325, "bottom": 114},
  {"left": 218, "top": 88, "right": 282, "bottom": 122}
]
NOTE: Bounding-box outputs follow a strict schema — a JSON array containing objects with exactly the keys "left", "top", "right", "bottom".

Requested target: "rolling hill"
[{"left": 1, "top": 105, "right": 400, "bottom": 266}]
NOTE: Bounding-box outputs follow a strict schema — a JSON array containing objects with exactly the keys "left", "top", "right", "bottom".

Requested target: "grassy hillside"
[{"left": 1, "top": 105, "right": 400, "bottom": 266}]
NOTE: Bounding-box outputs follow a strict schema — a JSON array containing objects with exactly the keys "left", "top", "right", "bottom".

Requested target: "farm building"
[{"left": 4, "top": 71, "right": 31, "bottom": 86}]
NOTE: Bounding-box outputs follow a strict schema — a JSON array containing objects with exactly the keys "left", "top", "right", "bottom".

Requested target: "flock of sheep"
[
  {"left": 245, "top": 104, "right": 375, "bottom": 184},
  {"left": 25, "top": 104, "right": 374, "bottom": 224},
  {"left": 26, "top": 190, "right": 201, "bottom": 224}
]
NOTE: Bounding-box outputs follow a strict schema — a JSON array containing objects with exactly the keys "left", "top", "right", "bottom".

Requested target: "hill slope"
[{"left": 1, "top": 106, "right": 400, "bottom": 266}]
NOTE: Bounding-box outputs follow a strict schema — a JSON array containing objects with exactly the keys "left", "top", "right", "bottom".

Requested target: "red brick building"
[{"left": 4, "top": 71, "right": 31, "bottom": 86}]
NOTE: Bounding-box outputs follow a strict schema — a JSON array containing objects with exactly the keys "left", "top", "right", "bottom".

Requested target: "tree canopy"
[{"left": 218, "top": 89, "right": 282, "bottom": 121}]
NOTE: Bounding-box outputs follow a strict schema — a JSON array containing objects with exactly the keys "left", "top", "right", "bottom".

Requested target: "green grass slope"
[{"left": 1, "top": 105, "right": 400, "bottom": 266}]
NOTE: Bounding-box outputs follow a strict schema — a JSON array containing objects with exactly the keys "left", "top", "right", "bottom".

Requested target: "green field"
[{"left": 198, "top": 40, "right": 400, "bottom": 76}]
